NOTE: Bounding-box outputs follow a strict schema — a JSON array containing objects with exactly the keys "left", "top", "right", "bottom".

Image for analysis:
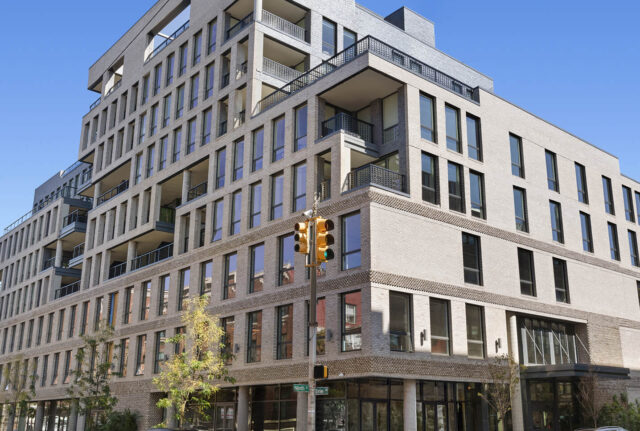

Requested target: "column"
[
  {"left": 76, "top": 413, "right": 86, "bottom": 431},
  {"left": 181, "top": 170, "right": 192, "bottom": 204},
  {"left": 93, "top": 182, "right": 102, "bottom": 209},
  {"left": 17, "top": 406, "right": 26, "bottom": 431},
  {"left": 54, "top": 240, "right": 63, "bottom": 267},
  {"left": 237, "top": 386, "right": 249, "bottom": 431},
  {"left": 254, "top": 0, "right": 263, "bottom": 22},
  {"left": 508, "top": 314, "right": 525, "bottom": 431},
  {"left": 296, "top": 390, "right": 308, "bottom": 431},
  {"left": 126, "top": 241, "right": 137, "bottom": 273},
  {"left": 6, "top": 406, "right": 15, "bottom": 431},
  {"left": 403, "top": 379, "right": 417, "bottom": 431},
  {"left": 34, "top": 402, "right": 45, "bottom": 431},
  {"left": 166, "top": 406, "right": 177, "bottom": 429},
  {"left": 68, "top": 401, "right": 78, "bottom": 431}
]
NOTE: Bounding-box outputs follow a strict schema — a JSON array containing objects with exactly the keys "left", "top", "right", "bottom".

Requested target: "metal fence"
[
  {"left": 261, "top": 10, "right": 306, "bottom": 41},
  {"left": 321, "top": 113, "right": 373, "bottom": 143},
  {"left": 146, "top": 20, "right": 190, "bottom": 63},
  {"left": 55, "top": 281, "right": 80, "bottom": 300},
  {"left": 262, "top": 57, "right": 303, "bottom": 83},
  {"left": 187, "top": 182, "right": 208, "bottom": 202},
  {"left": 108, "top": 262, "right": 127, "bottom": 279},
  {"left": 346, "top": 164, "right": 405, "bottom": 193},
  {"left": 226, "top": 13, "right": 253, "bottom": 40},
  {"left": 97, "top": 180, "right": 129, "bottom": 206},
  {"left": 62, "top": 210, "right": 88, "bottom": 228},
  {"left": 131, "top": 243, "right": 174, "bottom": 271}
]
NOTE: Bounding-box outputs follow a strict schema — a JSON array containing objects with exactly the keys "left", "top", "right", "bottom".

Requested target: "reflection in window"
[
  {"left": 389, "top": 292, "right": 412, "bottom": 352},
  {"left": 342, "top": 212, "right": 361, "bottom": 270},
  {"left": 341, "top": 291, "right": 361, "bottom": 352}
]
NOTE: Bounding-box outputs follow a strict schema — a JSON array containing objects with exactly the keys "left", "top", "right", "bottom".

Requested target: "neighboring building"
[{"left": 0, "top": 0, "right": 639, "bottom": 430}]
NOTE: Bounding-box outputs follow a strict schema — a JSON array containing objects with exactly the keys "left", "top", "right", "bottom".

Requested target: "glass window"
[
  {"left": 510, "top": 133, "right": 524, "bottom": 178},
  {"left": 420, "top": 94, "right": 435, "bottom": 142},
  {"left": 207, "top": 19, "right": 217, "bottom": 54},
  {"left": 602, "top": 176, "right": 615, "bottom": 215},
  {"left": 623, "top": 186, "right": 635, "bottom": 222},
  {"left": 141, "top": 75, "right": 150, "bottom": 105},
  {"left": 252, "top": 128, "right": 264, "bottom": 171},
  {"left": 221, "top": 316, "right": 234, "bottom": 364},
  {"left": 445, "top": 105, "right": 460, "bottom": 152},
  {"left": 193, "top": 31, "right": 202, "bottom": 65},
  {"left": 159, "top": 275, "right": 169, "bottom": 315},
  {"left": 212, "top": 199, "right": 224, "bottom": 242},
  {"left": 178, "top": 268, "right": 190, "bottom": 311},
  {"left": 466, "top": 304, "right": 485, "bottom": 359},
  {"left": 176, "top": 85, "right": 185, "bottom": 119},
  {"left": 123, "top": 286, "right": 133, "bottom": 325},
  {"left": 462, "top": 233, "right": 482, "bottom": 285},
  {"left": 545, "top": 150, "right": 559, "bottom": 192},
  {"left": 166, "top": 54, "right": 174, "bottom": 86},
  {"left": 247, "top": 311, "right": 262, "bottom": 363},
  {"left": 179, "top": 43, "right": 188, "bottom": 76},
  {"left": 215, "top": 147, "right": 226, "bottom": 189},
  {"left": 341, "top": 291, "right": 362, "bottom": 352},
  {"left": 549, "top": 201, "right": 564, "bottom": 243},
  {"left": 469, "top": 171, "right": 485, "bottom": 219},
  {"left": 159, "top": 136, "right": 168, "bottom": 170},
  {"left": 278, "top": 235, "right": 295, "bottom": 286},
  {"left": 448, "top": 162, "right": 465, "bottom": 213},
  {"left": 575, "top": 163, "right": 589, "bottom": 204},
  {"left": 153, "top": 331, "right": 166, "bottom": 374},
  {"left": 342, "top": 212, "right": 361, "bottom": 270},
  {"left": 518, "top": 248, "right": 536, "bottom": 296},
  {"left": 202, "top": 108, "right": 212, "bottom": 145},
  {"left": 421, "top": 152, "right": 438, "bottom": 204},
  {"left": 553, "top": 258, "right": 570, "bottom": 303},
  {"left": 513, "top": 187, "right": 529, "bottom": 232},
  {"left": 635, "top": 192, "right": 640, "bottom": 224},
  {"left": 272, "top": 116, "right": 285, "bottom": 161},
  {"left": 135, "top": 334, "right": 146, "bottom": 375},
  {"left": 200, "top": 261, "right": 212, "bottom": 297},
  {"left": 343, "top": 28, "right": 357, "bottom": 48},
  {"left": 172, "top": 127, "right": 182, "bottom": 162},
  {"left": 230, "top": 190, "right": 242, "bottom": 236},
  {"left": 608, "top": 222, "right": 620, "bottom": 261},
  {"left": 276, "top": 304, "right": 293, "bottom": 360},
  {"left": 466, "top": 115, "right": 482, "bottom": 161},
  {"left": 153, "top": 63, "right": 162, "bottom": 95},
  {"left": 146, "top": 144, "right": 155, "bottom": 178},
  {"left": 205, "top": 62, "right": 215, "bottom": 99},
  {"left": 150, "top": 104, "right": 159, "bottom": 137},
  {"left": 138, "top": 114, "right": 147, "bottom": 145},
  {"left": 224, "top": 253, "right": 237, "bottom": 300},
  {"left": 430, "top": 298, "right": 450, "bottom": 355},
  {"left": 186, "top": 118, "right": 197, "bottom": 154},
  {"left": 271, "top": 173, "right": 284, "bottom": 220},
  {"left": 250, "top": 244, "right": 265, "bottom": 293},
  {"left": 580, "top": 212, "right": 594, "bottom": 253},
  {"left": 250, "top": 182, "right": 262, "bottom": 228},
  {"left": 322, "top": 19, "right": 336, "bottom": 55},
  {"left": 233, "top": 139, "right": 244, "bottom": 181},
  {"left": 293, "top": 163, "right": 306, "bottom": 212},
  {"left": 629, "top": 230, "right": 639, "bottom": 267},
  {"left": 295, "top": 105, "right": 308, "bottom": 151},
  {"left": 162, "top": 95, "right": 172, "bottom": 128},
  {"left": 389, "top": 292, "right": 412, "bottom": 352}
]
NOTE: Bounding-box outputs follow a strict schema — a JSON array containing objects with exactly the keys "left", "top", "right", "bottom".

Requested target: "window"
[
  {"left": 230, "top": 190, "right": 242, "bottom": 235},
  {"left": 179, "top": 43, "right": 188, "bottom": 76},
  {"left": 218, "top": 99, "right": 228, "bottom": 135},
  {"left": 466, "top": 115, "right": 482, "bottom": 161},
  {"left": 343, "top": 28, "right": 357, "bottom": 48},
  {"left": 134, "top": 153, "right": 143, "bottom": 184},
  {"left": 342, "top": 212, "right": 361, "bottom": 270},
  {"left": 272, "top": 116, "right": 285, "bottom": 161},
  {"left": 448, "top": 162, "right": 465, "bottom": 213},
  {"left": 341, "top": 291, "right": 361, "bottom": 351},
  {"left": 252, "top": 128, "right": 264, "bottom": 171},
  {"left": 199, "top": 261, "right": 212, "bottom": 297},
  {"left": 94, "top": 297, "right": 104, "bottom": 331},
  {"left": 178, "top": 268, "right": 190, "bottom": 311},
  {"left": 189, "top": 74, "right": 199, "bottom": 109},
  {"left": 231, "top": 139, "right": 244, "bottom": 181},
  {"left": 174, "top": 327, "right": 186, "bottom": 355},
  {"left": 575, "top": 163, "right": 589, "bottom": 204},
  {"left": 421, "top": 152, "right": 439, "bottom": 204},
  {"left": 293, "top": 163, "right": 306, "bottom": 212},
  {"left": 159, "top": 275, "right": 169, "bottom": 315},
  {"left": 141, "top": 75, "right": 150, "bottom": 105},
  {"left": 306, "top": 298, "right": 326, "bottom": 356},
  {"left": 322, "top": 19, "right": 336, "bottom": 55},
  {"left": 41, "top": 356, "right": 48, "bottom": 387},
  {"left": 466, "top": 304, "right": 485, "bottom": 359},
  {"left": 608, "top": 223, "right": 620, "bottom": 261},
  {"left": 509, "top": 133, "right": 525, "bottom": 178},
  {"left": 389, "top": 292, "right": 412, "bottom": 352},
  {"left": 207, "top": 19, "right": 217, "bottom": 54},
  {"left": 150, "top": 104, "right": 159, "bottom": 137},
  {"left": 215, "top": 147, "right": 226, "bottom": 189},
  {"left": 249, "top": 244, "right": 265, "bottom": 293},
  {"left": 276, "top": 304, "right": 293, "bottom": 360},
  {"left": 278, "top": 235, "right": 295, "bottom": 286},
  {"left": 545, "top": 150, "right": 559, "bottom": 192},
  {"left": 580, "top": 212, "right": 594, "bottom": 253},
  {"left": 123, "top": 288, "right": 133, "bottom": 324},
  {"left": 250, "top": 182, "right": 262, "bottom": 228},
  {"left": 420, "top": 93, "right": 435, "bottom": 141},
  {"left": 193, "top": 31, "right": 202, "bottom": 65},
  {"left": 516, "top": 248, "right": 537, "bottom": 296},
  {"left": 603, "top": 176, "right": 615, "bottom": 215},
  {"left": 186, "top": 118, "right": 197, "bottom": 154},
  {"left": 159, "top": 136, "right": 168, "bottom": 170},
  {"left": 430, "top": 298, "right": 450, "bottom": 355},
  {"left": 469, "top": 171, "right": 485, "bottom": 219},
  {"left": 153, "top": 63, "right": 162, "bottom": 95},
  {"left": 135, "top": 334, "right": 146, "bottom": 375},
  {"left": 553, "top": 258, "right": 570, "bottom": 303},
  {"left": 549, "top": 201, "right": 564, "bottom": 243},
  {"left": 138, "top": 114, "right": 147, "bottom": 145},
  {"left": 271, "top": 173, "right": 284, "bottom": 220},
  {"left": 51, "top": 352, "right": 60, "bottom": 385},
  {"left": 513, "top": 187, "right": 529, "bottom": 232},
  {"left": 445, "top": 105, "right": 461, "bottom": 152},
  {"left": 172, "top": 128, "right": 182, "bottom": 162},
  {"left": 623, "top": 186, "right": 635, "bottom": 222},
  {"left": 223, "top": 253, "right": 237, "bottom": 299},
  {"left": 107, "top": 292, "right": 118, "bottom": 328},
  {"left": 462, "top": 233, "right": 482, "bottom": 285},
  {"left": 166, "top": 54, "right": 174, "bottom": 86},
  {"left": 247, "top": 311, "right": 262, "bottom": 363},
  {"left": 140, "top": 281, "right": 151, "bottom": 320},
  {"left": 146, "top": 144, "right": 155, "bottom": 178},
  {"left": 205, "top": 63, "right": 215, "bottom": 99},
  {"left": 57, "top": 309, "right": 65, "bottom": 340},
  {"left": 294, "top": 105, "right": 307, "bottom": 151},
  {"left": 212, "top": 199, "right": 223, "bottom": 242},
  {"left": 629, "top": 230, "right": 639, "bottom": 267},
  {"left": 176, "top": 85, "right": 185, "bottom": 119},
  {"left": 221, "top": 316, "right": 234, "bottom": 364},
  {"left": 80, "top": 301, "right": 89, "bottom": 335},
  {"left": 153, "top": 331, "right": 166, "bottom": 374},
  {"left": 202, "top": 108, "right": 212, "bottom": 145}
]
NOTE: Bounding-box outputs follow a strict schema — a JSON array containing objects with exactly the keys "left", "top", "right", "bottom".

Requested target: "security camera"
[{"left": 303, "top": 209, "right": 313, "bottom": 218}]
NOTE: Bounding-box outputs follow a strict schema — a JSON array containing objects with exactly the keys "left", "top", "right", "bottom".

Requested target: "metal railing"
[
  {"left": 42, "top": 256, "right": 55, "bottom": 271},
  {"left": 318, "top": 179, "right": 331, "bottom": 201},
  {"left": 238, "top": 61, "right": 248, "bottom": 75},
  {"left": 383, "top": 124, "right": 400, "bottom": 144},
  {"left": 97, "top": 180, "right": 129, "bottom": 206},
  {"left": 89, "top": 97, "right": 101, "bottom": 111},
  {"left": 146, "top": 20, "right": 190, "bottom": 63},
  {"left": 131, "top": 243, "right": 173, "bottom": 271},
  {"left": 258, "top": 35, "right": 479, "bottom": 113},
  {"left": 321, "top": 113, "right": 373, "bottom": 143},
  {"left": 261, "top": 10, "right": 306, "bottom": 41},
  {"left": 346, "top": 164, "right": 405, "bottom": 193},
  {"left": 72, "top": 243, "right": 85, "bottom": 259},
  {"left": 108, "top": 262, "right": 127, "bottom": 279},
  {"left": 187, "top": 182, "right": 208, "bottom": 202},
  {"left": 262, "top": 57, "right": 303, "bottom": 82},
  {"left": 226, "top": 12, "right": 253, "bottom": 40},
  {"left": 104, "top": 80, "right": 122, "bottom": 99},
  {"left": 55, "top": 281, "right": 80, "bottom": 300},
  {"left": 221, "top": 72, "right": 230, "bottom": 88},
  {"left": 159, "top": 207, "right": 176, "bottom": 224},
  {"left": 62, "top": 210, "right": 88, "bottom": 228},
  {"left": 237, "top": 110, "right": 246, "bottom": 124}
]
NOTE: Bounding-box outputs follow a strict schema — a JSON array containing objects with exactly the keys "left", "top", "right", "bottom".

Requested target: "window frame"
[
  {"left": 517, "top": 248, "right": 536, "bottom": 296},
  {"left": 462, "top": 232, "right": 483, "bottom": 285}
]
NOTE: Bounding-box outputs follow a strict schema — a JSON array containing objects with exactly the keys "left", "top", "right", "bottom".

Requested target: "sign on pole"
[
  {"left": 294, "top": 384, "right": 309, "bottom": 393},
  {"left": 315, "top": 387, "right": 329, "bottom": 396}
]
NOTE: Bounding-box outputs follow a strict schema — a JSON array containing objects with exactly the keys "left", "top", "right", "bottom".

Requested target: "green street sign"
[
  {"left": 293, "top": 384, "right": 309, "bottom": 392},
  {"left": 315, "top": 387, "right": 329, "bottom": 396}
]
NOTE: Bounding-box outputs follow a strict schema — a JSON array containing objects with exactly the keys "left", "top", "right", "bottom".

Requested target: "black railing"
[
  {"left": 346, "top": 164, "right": 405, "bottom": 193},
  {"left": 97, "top": 180, "right": 129, "bottom": 206},
  {"left": 225, "top": 13, "right": 253, "bottom": 40},
  {"left": 321, "top": 113, "right": 373, "bottom": 143},
  {"left": 72, "top": 243, "right": 85, "bottom": 259},
  {"left": 318, "top": 179, "right": 331, "bottom": 201},
  {"left": 383, "top": 124, "right": 400, "bottom": 143},
  {"left": 146, "top": 21, "right": 190, "bottom": 63},
  {"left": 131, "top": 243, "right": 173, "bottom": 271},
  {"left": 62, "top": 210, "right": 88, "bottom": 228},
  {"left": 187, "top": 182, "right": 208, "bottom": 202},
  {"left": 42, "top": 256, "right": 55, "bottom": 271},
  {"left": 238, "top": 61, "right": 248, "bottom": 75},
  {"left": 104, "top": 80, "right": 122, "bottom": 99},
  {"left": 238, "top": 110, "right": 246, "bottom": 124},
  {"left": 221, "top": 72, "right": 230, "bottom": 88},
  {"left": 55, "top": 281, "right": 80, "bottom": 300},
  {"left": 89, "top": 97, "right": 101, "bottom": 111},
  {"left": 258, "top": 35, "right": 479, "bottom": 113},
  {"left": 159, "top": 207, "right": 176, "bottom": 224},
  {"left": 108, "top": 262, "right": 127, "bottom": 279}
]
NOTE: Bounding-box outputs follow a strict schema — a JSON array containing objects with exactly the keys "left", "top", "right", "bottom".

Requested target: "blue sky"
[{"left": 0, "top": 0, "right": 638, "bottom": 229}]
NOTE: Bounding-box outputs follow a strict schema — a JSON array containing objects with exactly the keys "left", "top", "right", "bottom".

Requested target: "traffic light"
[
  {"left": 313, "top": 364, "right": 328, "bottom": 379},
  {"left": 294, "top": 222, "right": 309, "bottom": 254},
  {"left": 316, "top": 217, "right": 335, "bottom": 263}
]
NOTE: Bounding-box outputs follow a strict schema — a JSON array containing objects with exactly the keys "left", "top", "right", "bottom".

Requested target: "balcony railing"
[
  {"left": 42, "top": 256, "right": 55, "bottom": 271},
  {"left": 146, "top": 20, "right": 190, "bottom": 63},
  {"left": 346, "top": 164, "right": 405, "bottom": 193},
  {"left": 97, "top": 180, "right": 129, "bottom": 206},
  {"left": 62, "top": 210, "right": 88, "bottom": 228},
  {"left": 159, "top": 207, "right": 176, "bottom": 225},
  {"left": 108, "top": 262, "right": 127, "bottom": 279},
  {"left": 131, "top": 243, "right": 173, "bottom": 271},
  {"left": 261, "top": 10, "right": 306, "bottom": 41},
  {"left": 104, "top": 80, "right": 122, "bottom": 99},
  {"left": 226, "top": 12, "right": 253, "bottom": 40},
  {"left": 187, "top": 182, "right": 208, "bottom": 202},
  {"left": 383, "top": 124, "right": 400, "bottom": 144},
  {"left": 237, "top": 110, "right": 246, "bottom": 124},
  {"left": 317, "top": 179, "right": 331, "bottom": 201},
  {"left": 72, "top": 243, "right": 85, "bottom": 259},
  {"left": 321, "top": 113, "right": 373, "bottom": 143},
  {"left": 262, "top": 57, "right": 303, "bottom": 83},
  {"left": 238, "top": 61, "right": 248, "bottom": 75},
  {"left": 258, "top": 35, "right": 479, "bottom": 113},
  {"left": 89, "top": 96, "right": 101, "bottom": 111},
  {"left": 55, "top": 281, "right": 80, "bottom": 300}
]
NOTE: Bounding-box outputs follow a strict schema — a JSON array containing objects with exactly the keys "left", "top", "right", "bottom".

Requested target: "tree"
[
  {"left": 576, "top": 366, "right": 609, "bottom": 428},
  {"left": 0, "top": 356, "right": 37, "bottom": 429},
  {"left": 66, "top": 324, "right": 118, "bottom": 431},
  {"left": 600, "top": 393, "right": 640, "bottom": 430},
  {"left": 153, "top": 296, "right": 234, "bottom": 427},
  {"left": 478, "top": 354, "right": 522, "bottom": 431}
]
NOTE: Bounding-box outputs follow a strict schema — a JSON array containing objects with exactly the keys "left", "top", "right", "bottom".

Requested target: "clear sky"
[{"left": 0, "top": 0, "right": 639, "bottom": 230}]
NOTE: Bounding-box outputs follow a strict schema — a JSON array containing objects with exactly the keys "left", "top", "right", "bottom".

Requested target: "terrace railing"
[{"left": 346, "top": 164, "right": 405, "bottom": 194}]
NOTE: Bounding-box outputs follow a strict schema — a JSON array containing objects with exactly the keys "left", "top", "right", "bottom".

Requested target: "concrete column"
[
  {"left": 237, "top": 386, "right": 249, "bottom": 431},
  {"left": 181, "top": 170, "right": 192, "bottom": 204},
  {"left": 166, "top": 406, "right": 178, "bottom": 429},
  {"left": 187, "top": 209, "right": 198, "bottom": 252},
  {"left": 126, "top": 241, "right": 137, "bottom": 272},
  {"left": 508, "top": 314, "right": 525, "bottom": 431},
  {"left": 403, "top": 379, "right": 417, "bottom": 431},
  {"left": 6, "top": 406, "right": 16, "bottom": 431},
  {"left": 46, "top": 402, "right": 57, "bottom": 431},
  {"left": 76, "top": 413, "right": 86, "bottom": 431},
  {"left": 34, "top": 402, "right": 45, "bottom": 431},
  {"left": 17, "top": 406, "right": 26, "bottom": 431},
  {"left": 93, "top": 182, "right": 102, "bottom": 209},
  {"left": 54, "top": 240, "right": 63, "bottom": 267},
  {"left": 296, "top": 390, "right": 308, "bottom": 431},
  {"left": 68, "top": 401, "right": 78, "bottom": 431},
  {"left": 253, "top": 0, "right": 263, "bottom": 22}
]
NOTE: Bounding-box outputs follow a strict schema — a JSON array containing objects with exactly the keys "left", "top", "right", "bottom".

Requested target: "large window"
[
  {"left": 294, "top": 104, "right": 307, "bottom": 151},
  {"left": 575, "top": 163, "right": 589, "bottom": 204},
  {"left": 247, "top": 311, "right": 262, "bottom": 363},
  {"left": 421, "top": 152, "right": 439, "bottom": 204},
  {"left": 342, "top": 212, "right": 361, "bottom": 270},
  {"left": 230, "top": 190, "right": 242, "bottom": 236},
  {"left": 140, "top": 281, "right": 151, "bottom": 321},
  {"left": 608, "top": 222, "right": 620, "bottom": 261},
  {"left": 520, "top": 318, "right": 578, "bottom": 366},
  {"left": 178, "top": 268, "right": 190, "bottom": 311},
  {"left": 510, "top": 134, "right": 524, "bottom": 178},
  {"left": 200, "top": 260, "right": 212, "bottom": 297},
  {"left": 322, "top": 19, "right": 337, "bottom": 55},
  {"left": 272, "top": 116, "right": 285, "bottom": 162},
  {"left": 420, "top": 94, "right": 435, "bottom": 141},
  {"left": 215, "top": 147, "right": 226, "bottom": 189},
  {"left": 623, "top": 186, "right": 635, "bottom": 222},
  {"left": 341, "top": 291, "right": 362, "bottom": 352},
  {"left": 159, "top": 275, "right": 169, "bottom": 315},
  {"left": 549, "top": 201, "right": 564, "bottom": 243},
  {"left": 545, "top": 150, "right": 559, "bottom": 192},
  {"left": 462, "top": 233, "right": 482, "bottom": 285},
  {"left": 469, "top": 171, "right": 485, "bottom": 219},
  {"left": 221, "top": 316, "right": 234, "bottom": 364},
  {"left": 602, "top": 176, "right": 615, "bottom": 215},
  {"left": 629, "top": 230, "right": 639, "bottom": 267},
  {"left": 123, "top": 287, "right": 133, "bottom": 325},
  {"left": 223, "top": 253, "right": 237, "bottom": 299},
  {"left": 466, "top": 115, "right": 482, "bottom": 161},
  {"left": 212, "top": 199, "right": 223, "bottom": 242},
  {"left": 389, "top": 292, "right": 412, "bottom": 352},
  {"left": 293, "top": 163, "right": 306, "bottom": 212},
  {"left": 153, "top": 331, "right": 166, "bottom": 374},
  {"left": 553, "top": 258, "right": 570, "bottom": 303},
  {"left": 465, "top": 304, "right": 485, "bottom": 359},
  {"left": 205, "top": 63, "right": 215, "bottom": 100},
  {"left": 233, "top": 139, "right": 244, "bottom": 181},
  {"left": 189, "top": 74, "right": 199, "bottom": 109},
  {"left": 271, "top": 173, "right": 284, "bottom": 220},
  {"left": 207, "top": 19, "right": 217, "bottom": 54},
  {"left": 445, "top": 105, "right": 461, "bottom": 152},
  {"left": 513, "top": 187, "right": 529, "bottom": 232},
  {"left": 636, "top": 192, "right": 640, "bottom": 225},
  {"left": 250, "top": 244, "right": 265, "bottom": 293},
  {"left": 252, "top": 128, "right": 264, "bottom": 172},
  {"left": 276, "top": 304, "right": 293, "bottom": 360},
  {"left": 430, "top": 298, "right": 450, "bottom": 355},
  {"left": 343, "top": 28, "right": 357, "bottom": 48},
  {"left": 250, "top": 182, "right": 262, "bottom": 228},
  {"left": 448, "top": 162, "right": 465, "bottom": 213},
  {"left": 135, "top": 334, "right": 146, "bottom": 376},
  {"left": 518, "top": 248, "right": 536, "bottom": 296},
  {"left": 278, "top": 235, "right": 295, "bottom": 286},
  {"left": 580, "top": 212, "right": 594, "bottom": 253}
]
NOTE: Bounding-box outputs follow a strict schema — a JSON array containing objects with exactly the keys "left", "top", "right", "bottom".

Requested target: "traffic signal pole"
[{"left": 307, "top": 215, "right": 317, "bottom": 431}]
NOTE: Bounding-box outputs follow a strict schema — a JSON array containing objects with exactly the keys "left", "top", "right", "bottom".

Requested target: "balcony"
[
  {"left": 54, "top": 281, "right": 80, "bottom": 300},
  {"left": 345, "top": 164, "right": 406, "bottom": 194},
  {"left": 146, "top": 20, "right": 190, "bottom": 63},
  {"left": 187, "top": 181, "right": 208, "bottom": 202},
  {"left": 317, "top": 179, "right": 331, "bottom": 202},
  {"left": 108, "top": 261, "right": 127, "bottom": 279},
  {"left": 322, "top": 113, "right": 373, "bottom": 143},
  {"left": 263, "top": 57, "right": 303, "bottom": 83},
  {"left": 42, "top": 256, "right": 55, "bottom": 271},
  {"left": 383, "top": 124, "right": 400, "bottom": 144},
  {"left": 67, "top": 243, "right": 85, "bottom": 268},
  {"left": 131, "top": 243, "right": 173, "bottom": 272},
  {"left": 97, "top": 180, "right": 129, "bottom": 206},
  {"left": 261, "top": 10, "right": 305, "bottom": 41},
  {"left": 226, "top": 12, "right": 253, "bottom": 40},
  {"left": 60, "top": 209, "right": 88, "bottom": 239}
]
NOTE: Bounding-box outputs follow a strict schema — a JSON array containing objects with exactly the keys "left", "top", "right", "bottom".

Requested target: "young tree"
[
  {"left": 0, "top": 357, "right": 37, "bottom": 430},
  {"left": 153, "top": 296, "right": 234, "bottom": 427},
  {"left": 576, "top": 366, "right": 609, "bottom": 428},
  {"left": 478, "top": 354, "right": 522, "bottom": 431},
  {"left": 66, "top": 324, "right": 118, "bottom": 431}
]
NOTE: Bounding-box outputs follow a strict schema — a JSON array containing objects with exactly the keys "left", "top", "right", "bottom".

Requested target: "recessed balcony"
[
  {"left": 131, "top": 242, "right": 174, "bottom": 272},
  {"left": 59, "top": 209, "right": 88, "bottom": 239},
  {"left": 54, "top": 281, "right": 80, "bottom": 300},
  {"left": 346, "top": 163, "right": 406, "bottom": 194},
  {"left": 97, "top": 180, "right": 129, "bottom": 206}
]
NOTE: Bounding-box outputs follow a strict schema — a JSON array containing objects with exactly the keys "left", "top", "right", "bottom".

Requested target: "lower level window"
[{"left": 341, "top": 291, "right": 362, "bottom": 352}]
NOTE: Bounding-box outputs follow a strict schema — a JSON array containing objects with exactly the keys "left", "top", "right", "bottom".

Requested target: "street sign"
[
  {"left": 315, "top": 387, "right": 329, "bottom": 396},
  {"left": 294, "top": 384, "right": 309, "bottom": 392}
]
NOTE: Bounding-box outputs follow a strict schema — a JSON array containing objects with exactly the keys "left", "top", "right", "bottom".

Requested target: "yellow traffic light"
[
  {"left": 294, "top": 222, "right": 309, "bottom": 254},
  {"left": 313, "top": 364, "right": 329, "bottom": 379},
  {"left": 316, "top": 217, "right": 335, "bottom": 263}
]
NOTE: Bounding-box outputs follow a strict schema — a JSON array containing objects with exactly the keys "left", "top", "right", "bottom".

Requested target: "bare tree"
[
  {"left": 478, "top": 354, "right": 522, "bottom": 431},
  {"left": 576, "top": 366, "right": 609, "bottom": 428}
]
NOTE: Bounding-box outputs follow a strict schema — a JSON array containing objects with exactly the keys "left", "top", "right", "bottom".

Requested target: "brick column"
[
  {"left": 237, "top": 386, "right": 249, "bottom": 431},
  {"left": 403, "top": 379, "right": 417, "bottom": 431}
]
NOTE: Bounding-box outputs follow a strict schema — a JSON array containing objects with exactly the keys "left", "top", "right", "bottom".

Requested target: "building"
[{"left": 1, "top": 0, "right": 639, "bottom": 430}]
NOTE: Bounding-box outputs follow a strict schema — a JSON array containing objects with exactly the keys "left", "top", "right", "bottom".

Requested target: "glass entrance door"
[
  {"left": 418, "top": 402, "right": 447, "bottom": 431},
  {"left": 361, "top": 401, "right": 388, "bottom": 431},
  {"left": 214, "top": 404, "right": 235, "bottom": 431}
]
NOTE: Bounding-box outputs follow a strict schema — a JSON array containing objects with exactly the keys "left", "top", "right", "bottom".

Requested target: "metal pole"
[{"left": 307, "top": 217, "right": 317, "bottom": 431}]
